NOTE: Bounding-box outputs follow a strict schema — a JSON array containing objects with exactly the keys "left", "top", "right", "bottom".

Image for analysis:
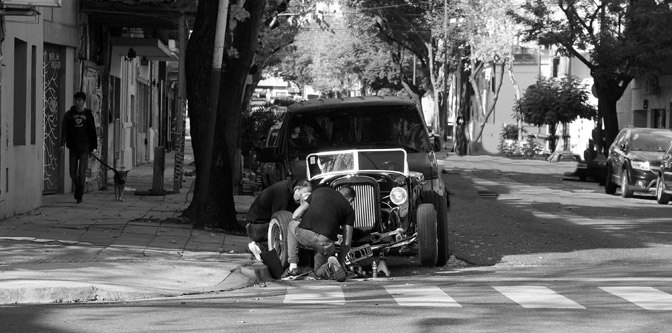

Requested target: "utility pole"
[
  {"left": 442, "top": 0, "right": 449, "bottom": 148},
  {"left": 195, "top": 0, "right": 229, "bottom": 228}
]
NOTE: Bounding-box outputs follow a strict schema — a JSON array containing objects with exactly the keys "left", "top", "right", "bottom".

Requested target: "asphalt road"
[
  {"left": 3, "top": 156, "right": 672, "bottom": 332},
  {"left": 445, "top": 162, "right": 672, "bottom": 272}
]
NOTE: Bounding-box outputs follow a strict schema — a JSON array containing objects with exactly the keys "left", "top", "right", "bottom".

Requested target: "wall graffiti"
[{"left": 43, "top": 45, "right": 64, "bottom": 193}]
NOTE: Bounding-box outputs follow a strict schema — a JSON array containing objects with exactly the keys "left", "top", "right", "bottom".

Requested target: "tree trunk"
[
  {"left": 597, "top": 90, "right": 622, "bottom": 154},
  {"left": 223, "top": 0, "right": 266, "bottom": 202},
  {"left": 592, "top": 72, "right": 632, "bottom": 154},
  {"left": 455, "top": 72, "right": 471, "bottom": 156},
  {"left": 183, "top": 0, "right": 218, "bottom": 226},
  {"left": 400, "top": 80, "right": 425, "bottom": 113},
  {"left": 473, "top": 61, "right": 506, "bottom": 144},
  {"left": 183, "top": 0, "right": 266, "bottom": 231},
  {"left": 548, "top": 123, "right": 558, "bottom": 153},
  {"left": 507, "top": 59, "right": 523, "bottom": 141}
]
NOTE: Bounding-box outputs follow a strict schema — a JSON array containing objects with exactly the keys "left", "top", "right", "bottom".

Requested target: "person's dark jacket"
[
  {"left": 61, "top": 106, "right": 97, "bottom": 152},
  {"left": 246, "top": 179, "right": 298, "bottom": 224}
]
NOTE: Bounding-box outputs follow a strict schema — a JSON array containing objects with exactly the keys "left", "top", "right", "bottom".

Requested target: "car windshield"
[
  {"left": 286, "top": 105, "right": 431, "bottom": 154},
  {"left": 306, "top": 149, "right": 407, "bottom": 179},
  {"left": 630, "top": 132, "right": 672, "bottom": 152}
]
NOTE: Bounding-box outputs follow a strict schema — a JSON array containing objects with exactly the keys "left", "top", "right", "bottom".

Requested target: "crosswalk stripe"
[
  {"left": 283, "top": 285, "right": 345, "bottom": 305},
  {"left": 384, "top": 284, "right": 461, "bottom": 307},
  {"left": 493, "top": 286, "right": 586, "bottom": 309},
  {"left": 279, "top": 284, "right": 672, "bottom": 311},
  {"left": 600, "top": 287, "right": 672, "bottom": 311}
]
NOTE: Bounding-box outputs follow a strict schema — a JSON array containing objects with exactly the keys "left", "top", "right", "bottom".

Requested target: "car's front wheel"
[
  {"left": 605, "top": 165, "right": 617, "bottom": 194},
  {"left": 267, "top": 211, "right": 292, "bottom": 268},
  {"left": 417, "top": 203, "right": 438, "bottom": 267},
  {"left": 422, "top": 191, "right": 450, "bottom": 266},
  {"left": 656, "top": 176, "right": 671, "bottom": 205},
  {"left": 621, "top": 169, "right": 634, "bottom": 198}
]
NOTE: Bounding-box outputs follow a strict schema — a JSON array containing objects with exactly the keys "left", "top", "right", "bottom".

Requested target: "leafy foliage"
[
  {"left": 498, "top": 135, "right": 544, "bottom": 158},
  {"left": 500, "top": 124, "right": 520, "bottom": 141},
  {"left": 514, "top": 76, "right": 597, "bottom": 127},
  {"left": 508, "top": 0, "right": 672, "bottom": 148},
  {"left": 241, "top": 107, "right": 282, "bottom": 171}
]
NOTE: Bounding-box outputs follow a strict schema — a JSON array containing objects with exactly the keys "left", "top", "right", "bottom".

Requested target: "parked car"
[
  {"left": 258, "top": 96, "right": 450, "bottom": 267},
  {"left": 604, "top": 127, "right": 672, "bottom": 197},
  {"left": 655, "top": 141, "right": 672, "bottom": 204},
  {"left": 553, "top": 150, "right": 606, "bottom": 183},
  {"left": 561, "top": 149, "right": 606, "bottom": 183},
  {"left": 575, "top": 153, "right": 607, "bottom": 183}
]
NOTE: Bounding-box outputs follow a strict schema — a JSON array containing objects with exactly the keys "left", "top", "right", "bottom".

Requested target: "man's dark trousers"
[{"left": 69, "top": 149, "right": 89, "bottom": 201}]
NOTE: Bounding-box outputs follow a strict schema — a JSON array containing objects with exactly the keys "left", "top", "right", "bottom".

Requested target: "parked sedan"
[
  {"left": 605, "top": 127, "right": 672, "bottom": 198},
  {"left": 575, "top": 153, "right": 607, "bottom": 183}
]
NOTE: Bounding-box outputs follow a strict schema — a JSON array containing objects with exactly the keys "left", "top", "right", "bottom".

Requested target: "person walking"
[
  {"left": 245, "top": 179, "right": 312, "bottom": 260},
  {"left": 284, "top": 186, "right": 356, "bottom": 282},
  {"left": 59, "top": 91, "right": 97, "bottom": 203}
]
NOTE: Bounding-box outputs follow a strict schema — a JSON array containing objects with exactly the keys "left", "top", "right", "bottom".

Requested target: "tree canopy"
[
  {"left": 509, "top": 0, "right": 672, "bottom": 151},
  {"left": 514, "top": 76, "right": 597, "bottom": 151}
]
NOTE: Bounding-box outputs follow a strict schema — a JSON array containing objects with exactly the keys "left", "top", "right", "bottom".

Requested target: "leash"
[{"left": 89, "top": 153, "right": 117, "bottom": 172}]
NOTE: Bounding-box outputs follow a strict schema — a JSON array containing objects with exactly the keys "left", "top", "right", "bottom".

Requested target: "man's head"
[
  {"left": 74, "top": 92, "right": 86, "bottom": 109},
  {"left": 338, "top": 185, "right": 356, "bottom": 204},
  {"left": 292, "top": 179, "right": 312, "bottom": 203}
]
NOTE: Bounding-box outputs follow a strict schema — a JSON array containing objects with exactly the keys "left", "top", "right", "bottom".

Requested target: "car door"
[
  {"left": 609, "top": 129, "right": 629, "bottom": 184},
  {"left": 661, "top": 142, "right": 672, "bottom": 189}
]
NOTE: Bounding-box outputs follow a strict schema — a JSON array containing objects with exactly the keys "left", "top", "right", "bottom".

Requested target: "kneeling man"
[{"left": 285, "top": 186, "right": 356, "bottom": 282}]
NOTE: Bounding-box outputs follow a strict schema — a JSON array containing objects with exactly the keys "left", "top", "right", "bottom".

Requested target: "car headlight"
[
  {"left": 631, "top": 161, "right": 650, "bottom": 171},
  {"left": 390, "top": 187, "right": 408, "bottom": 205}
]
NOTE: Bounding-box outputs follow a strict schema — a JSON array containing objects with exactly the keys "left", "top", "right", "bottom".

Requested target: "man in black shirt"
[
  {"left": 59, "top": 91, "right": 98, "bottom": 203},
  {"left": 285, "top": 186, "right": 356, "bottom": 281},
  {"left": 246, "top": 179, "right": 312, "bottom": 260}
]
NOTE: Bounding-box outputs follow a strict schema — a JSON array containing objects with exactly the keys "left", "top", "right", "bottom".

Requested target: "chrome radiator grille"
[{"left": 337, "top": 183, "right": 377, "bottom": 229}]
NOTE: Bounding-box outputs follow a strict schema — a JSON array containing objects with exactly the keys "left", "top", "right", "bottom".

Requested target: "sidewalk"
[{"left": 0, "top": 148, "right": 265, "bottom": 305}]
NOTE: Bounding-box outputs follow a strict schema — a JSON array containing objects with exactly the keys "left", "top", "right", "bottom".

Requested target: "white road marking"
[
  {"left": 493, "top": 285, "right": 585, "bottom": 309},
  {"left": 283, "top": 285, "right": 345, "bottom": 305},
  {"left": 384, "top": 284, "right": 462, "bottom": 307},
  {"left": 600, "top": 287, "right": 672, "bottom": 311}
]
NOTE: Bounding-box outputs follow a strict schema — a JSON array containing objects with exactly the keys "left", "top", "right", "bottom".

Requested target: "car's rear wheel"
[
  {"left": 422, "top": 191, "right": 450, "bottom": 266},
  {"left": 621, "top": 169, "right": 634, "bottom": 198},
  {"left": 267, "top": 211, "right": 292, "bottom": 268},
  {"left": 656, "top": 176, "right": 671, "bottom": 204},
  {"left": 605, "top": 166, "right": 617, "bottom": 194},
  {"left": 417, "top": 203, "right": 438, "bottom": 267}
]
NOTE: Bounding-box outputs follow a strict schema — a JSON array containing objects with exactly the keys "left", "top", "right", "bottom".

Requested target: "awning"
[{"left": 111, "top": 37, "right": 177, "bottom": 62}]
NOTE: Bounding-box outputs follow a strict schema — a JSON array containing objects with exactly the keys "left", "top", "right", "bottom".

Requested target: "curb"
[{"left": 0, "top": 261, "right": 271, "bottom": 305}]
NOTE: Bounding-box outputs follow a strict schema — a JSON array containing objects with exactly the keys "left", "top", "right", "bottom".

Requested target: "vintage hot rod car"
[{"left": 257, "top": 96, "right": 450, "bottom": 267}]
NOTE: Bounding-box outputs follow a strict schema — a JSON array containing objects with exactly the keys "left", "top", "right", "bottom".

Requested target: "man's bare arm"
[{"left": 292, "top": 201, "right": 310, "bottom": 220}]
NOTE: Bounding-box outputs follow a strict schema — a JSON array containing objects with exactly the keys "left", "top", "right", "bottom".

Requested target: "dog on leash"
[
  {"left": 89, "top": 153, "right": 130, "bottom": 201},
  {"left": 112, "top": 169, "right": 129, "bottom": 201}
]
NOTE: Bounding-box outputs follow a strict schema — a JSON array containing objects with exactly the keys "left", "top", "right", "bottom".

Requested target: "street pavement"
[
  {"left": 0, "top": 148, "right": 264, "bottom": 305},
  {"left": 0, "top": 149, "right": 578, "bottom": 305}
]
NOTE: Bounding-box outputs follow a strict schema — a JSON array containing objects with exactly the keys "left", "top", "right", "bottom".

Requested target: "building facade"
[{"left": 0, "top": 0, "right": 191, "bottom": 220}]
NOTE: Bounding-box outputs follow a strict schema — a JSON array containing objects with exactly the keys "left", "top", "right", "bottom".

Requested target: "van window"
[{"left": 287, "top": 105, "right": 431, "bottom": 154}]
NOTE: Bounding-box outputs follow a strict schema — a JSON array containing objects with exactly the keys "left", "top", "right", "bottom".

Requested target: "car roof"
[
  {"left": 286, "top": 96, "right": 416, "bottom": 113},
  {"left": 624, "top": 127, "right": 672, "bottom": 135}
]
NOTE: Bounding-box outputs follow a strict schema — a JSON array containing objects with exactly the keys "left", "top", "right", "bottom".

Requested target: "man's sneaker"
[
  {"left": 328, "top": 256, "right": 347, "bottom": 282},
  {"left": 281, "top": 268, "right": 305, "bottom": 280},
  {"left": 248, "top": 242, "right": 262, "bottom": 262}
]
